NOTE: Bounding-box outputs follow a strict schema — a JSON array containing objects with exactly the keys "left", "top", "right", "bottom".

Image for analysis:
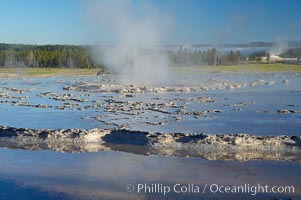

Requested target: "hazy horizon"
[{"left": 1, "top": 40, "right": 301, "bottom": 46}]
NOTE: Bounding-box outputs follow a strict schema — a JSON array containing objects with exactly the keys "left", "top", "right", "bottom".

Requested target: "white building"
[{"left": 261, "top": 54, "right": 299, "bottom": 63}]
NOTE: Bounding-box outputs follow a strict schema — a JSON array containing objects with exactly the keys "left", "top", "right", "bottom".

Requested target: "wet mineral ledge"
[{"left": 0, "top": 125, "right": 300, "bottom": 162}]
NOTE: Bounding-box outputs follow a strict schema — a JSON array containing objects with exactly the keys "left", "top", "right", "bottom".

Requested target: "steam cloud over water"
[{"left": 82, "top": 0, "right": 172, "bottom": 85}]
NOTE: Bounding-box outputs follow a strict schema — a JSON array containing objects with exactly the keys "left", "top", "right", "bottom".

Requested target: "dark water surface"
[{"left": 0, "top": 148, "right": 300, "bottom": 200}]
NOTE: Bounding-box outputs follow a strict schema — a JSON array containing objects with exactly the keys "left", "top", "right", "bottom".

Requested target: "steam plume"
[
  {"left": 269, "top": 39, "right": 288, "bottom": 56},
  {"left": 82, "top": 0, "right": 172, "bottom": 85}
]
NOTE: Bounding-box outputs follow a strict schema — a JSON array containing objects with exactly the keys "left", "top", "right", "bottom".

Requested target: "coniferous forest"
[
  {"left": 1, "top": 43, "right": 300, "bottom": 69},
  {"left": 0, "top": 43, "right": 101, "bottom": 68}
]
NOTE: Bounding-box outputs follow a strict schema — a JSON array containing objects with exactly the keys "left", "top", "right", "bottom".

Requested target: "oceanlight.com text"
[{"left": 126, "top": 183, "right": 295, "bottom": 196}]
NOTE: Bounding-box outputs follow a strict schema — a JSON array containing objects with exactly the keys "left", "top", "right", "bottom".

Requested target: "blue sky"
[{"left": 0, "top": 0, "right": 300, "bottom": 45}]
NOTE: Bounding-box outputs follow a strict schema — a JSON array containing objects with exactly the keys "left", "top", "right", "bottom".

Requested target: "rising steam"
[
  {"left": 82, "top": 0, "right": 172, "bottom": 85},
  {"left": 269, "top": 39, "right": 288, "bottom": 56}
]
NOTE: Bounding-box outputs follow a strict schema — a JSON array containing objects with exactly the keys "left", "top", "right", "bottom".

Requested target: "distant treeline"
[
  {"left": 168, "top": 48, "right": 246, "bottom": 66},
  {"left": 280, "top": 48, "right": 301, "bottom": 58},
  {"left": 169, "top": 47, "right": 301, "bottom": 66},
  {"left": 1, "top": 43, "right": 300, "bottom": 69},
  {"left": 0, "top": 43, "right": 101, "bottom": 68}
]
